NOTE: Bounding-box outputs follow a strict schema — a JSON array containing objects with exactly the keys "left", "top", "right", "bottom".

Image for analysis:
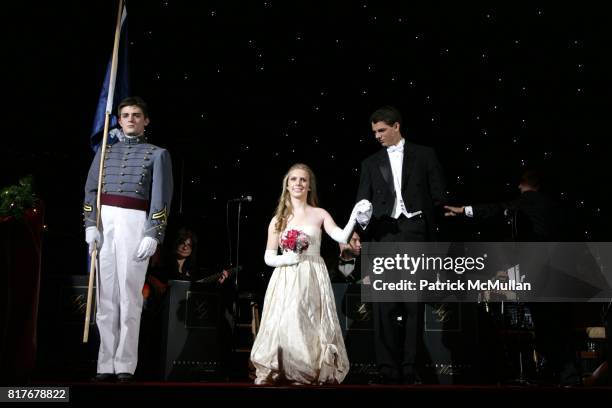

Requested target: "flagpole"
[{"left": 84, "top": 0, "right": 125, "bottom": 343}]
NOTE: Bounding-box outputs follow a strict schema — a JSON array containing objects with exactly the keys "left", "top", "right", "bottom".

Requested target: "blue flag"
[{"left": 90, "top": 5, "right": 130, "bottom": 152}]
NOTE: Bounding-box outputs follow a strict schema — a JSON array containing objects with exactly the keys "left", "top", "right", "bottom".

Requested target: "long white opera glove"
[
  {"left": 330, "top": 199, "right": 372, "bottom": 244},
  {"left": 85, "top": 226, "right": 101, "bottom": 254},
  {"left": 264, "top": 249, "right": 300, "bottom": 267},
  {"left": 136, "top": 236, "right": 158, "bottom": 261}
]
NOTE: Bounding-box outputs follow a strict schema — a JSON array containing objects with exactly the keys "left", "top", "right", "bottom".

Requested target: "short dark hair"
[
  {"left": 370, "top": 105, "right": 402, "bottom": 128},
  {"left": 118, "top": 96, "right": 149, "bottom": 118}
]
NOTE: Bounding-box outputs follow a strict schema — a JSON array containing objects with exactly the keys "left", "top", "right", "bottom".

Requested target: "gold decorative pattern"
[{"left": 152, "top": 205, "right": 168, "bottom": 225}]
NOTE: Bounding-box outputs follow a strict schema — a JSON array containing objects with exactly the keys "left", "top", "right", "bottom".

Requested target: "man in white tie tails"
[
  {"left": 83, "top": 97, "right": 173, "bottom": 382},
  {"left": 356, "top": 105, "right": 447, "bottom": 384}
]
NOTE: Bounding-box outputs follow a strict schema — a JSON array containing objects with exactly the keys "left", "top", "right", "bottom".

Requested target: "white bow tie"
[{"left": 387, "top": 144, "right": 403, "bottom": 154}]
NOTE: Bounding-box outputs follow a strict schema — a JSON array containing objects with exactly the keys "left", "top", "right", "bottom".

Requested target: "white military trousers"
[{"left": 96, "top": 205, "right": 149, "bottom": 374}]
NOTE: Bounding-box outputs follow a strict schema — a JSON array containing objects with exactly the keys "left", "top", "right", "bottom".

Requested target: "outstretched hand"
[
  {"left": 354, "top": 199, "right": 372, "bottom": 215},
  {"left": 353, "top": 199, "right": 373, "bottom": 227},
  {"left": 444, "top": 205, "right": 465, "bottom": 217}
]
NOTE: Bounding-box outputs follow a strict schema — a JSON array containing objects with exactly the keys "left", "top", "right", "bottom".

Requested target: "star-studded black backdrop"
[{"left": 6, "top": 1, "right": 611, "bottom": 285}]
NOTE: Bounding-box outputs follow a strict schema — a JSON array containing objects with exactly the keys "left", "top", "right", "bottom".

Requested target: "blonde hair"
[{"left": 273, "top": 163, "right": 319, "bottom": 233}]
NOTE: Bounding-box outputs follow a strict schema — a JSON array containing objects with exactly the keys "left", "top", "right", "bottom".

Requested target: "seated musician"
[
  {"left": 141, "top": 226, "right": 238, "bottom": 338},
  {"left": 143, "top": 227, "right": 231, "bottom": 301},
  {"left": 139, "top": 227, "right": 233, "bottom": 379}
]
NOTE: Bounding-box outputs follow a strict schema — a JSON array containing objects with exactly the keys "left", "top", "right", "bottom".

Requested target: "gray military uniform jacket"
[{"left": 83, "top": 135, "right": 173, "bottom": 243}]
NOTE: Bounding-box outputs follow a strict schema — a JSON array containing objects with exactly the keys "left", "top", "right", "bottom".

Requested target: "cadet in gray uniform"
[{"left": 83, "top": 96, "right": 173, "bottom": 382}]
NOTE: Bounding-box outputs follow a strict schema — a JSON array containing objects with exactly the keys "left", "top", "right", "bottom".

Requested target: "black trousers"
[
  {"left": 606, "top": 305, "right": 612, "bottom": 385},
  {"left": 529, "top": 302, "right": 580, "bottom": 383},
  {"left": 369, "top": 214, "right": 426, "bottom": 380}
]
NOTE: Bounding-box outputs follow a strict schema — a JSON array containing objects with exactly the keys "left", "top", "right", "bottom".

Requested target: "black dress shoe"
[
  {"left": 92, "top": 373, "right": 115, "bottom": 382},
  {"left": 401, "top": 374, "right": 417, "bottom": 384},
  {"left": 401, "top": 365, "right": 418, "bottom": 384},
  {"left": 368, "top": 373, "right": 398, "bottom": 385},
  {"left": 377, "top": 367, "right": 401, "bottom": 384},
  {"left": 116, "top": 373, "right": 134, "bottom": 383}
]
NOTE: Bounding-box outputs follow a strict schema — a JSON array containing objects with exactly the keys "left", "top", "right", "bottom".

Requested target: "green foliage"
[{"left": 0, "top": 176, "right": 37, "bottom": 219}]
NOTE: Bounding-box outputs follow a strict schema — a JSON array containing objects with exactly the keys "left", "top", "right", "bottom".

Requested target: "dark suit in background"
[
  {"left": 458, "top": 179, "right": 582, "bottom": 385},
  {"left": 469, "top": 190, "right": 565, "bottom": 241}
]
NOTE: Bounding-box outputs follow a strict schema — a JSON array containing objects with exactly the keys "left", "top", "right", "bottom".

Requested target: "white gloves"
[
  {"left": 330, "top": 200, "right": 372, "bottom": 244},
  {"left": 264, "top": 249, "right": 300, "bottom": 268},
  {"left": 355, "top": 200, "right": 373, "bottom": 228},
  {"left": 85, "top": 227, "right": 101, "bottom": 254},
  {"left": 136, "top": 236, "right": 158, "bottom": 261},
  {"left": 86, "top": 227, "right": 157, "bottom": 261}
]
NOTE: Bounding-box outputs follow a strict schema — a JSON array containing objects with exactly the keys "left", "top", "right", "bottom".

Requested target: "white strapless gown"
[{"left": 250, "top": 224, "right": 349, "bottom": 384}]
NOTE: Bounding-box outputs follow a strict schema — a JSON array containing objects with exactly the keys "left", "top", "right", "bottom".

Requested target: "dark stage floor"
[{"left": 24, "top": 380, "right": 612, "bottom": 403}]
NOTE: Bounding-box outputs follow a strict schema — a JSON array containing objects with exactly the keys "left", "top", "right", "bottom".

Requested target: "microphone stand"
[
  {"left": 226, "top": 199, "right": 246, "bottom": 354},
  {"left": 507, "top": 209, "right": 532, "bottom": 385},
  {"left": 235, "top": 200, "right": 242, "bottom": 287}
]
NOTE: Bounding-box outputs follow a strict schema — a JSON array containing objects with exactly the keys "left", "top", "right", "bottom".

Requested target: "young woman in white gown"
[{"left": 250, "top": 163, "right": 371, "bottom": 385}]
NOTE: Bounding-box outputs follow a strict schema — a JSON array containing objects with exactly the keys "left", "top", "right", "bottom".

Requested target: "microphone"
[{"left": 228, "top": 195, "right": 253, "bottom": 203}]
